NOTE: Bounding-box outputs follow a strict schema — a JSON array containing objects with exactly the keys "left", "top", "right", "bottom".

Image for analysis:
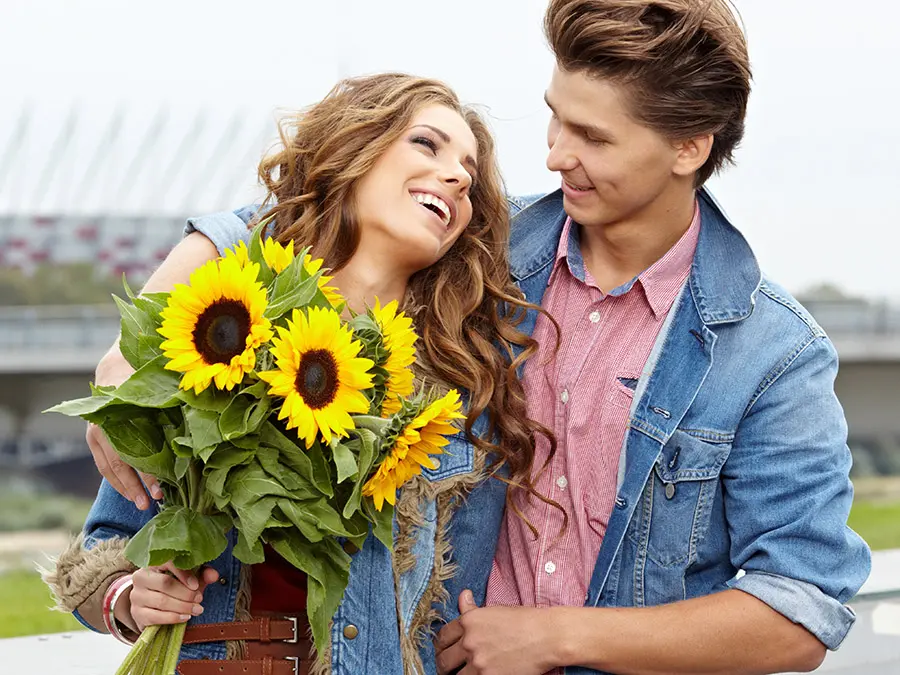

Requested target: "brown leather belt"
[{"left": 177, "top": 614, "right": 314, "bottom": 675}]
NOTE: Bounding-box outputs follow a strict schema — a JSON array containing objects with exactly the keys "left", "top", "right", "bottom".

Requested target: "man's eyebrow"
[
  {"left": 543, "top": 92, "right": 614, "bottom": 141},
  {"left": 411, "top": 124, "right": 479, "bottom": 179}
]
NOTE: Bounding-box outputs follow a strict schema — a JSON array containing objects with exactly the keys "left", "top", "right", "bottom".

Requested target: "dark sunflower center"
[
  {"left": 295, "top": 349, "right": 339, "bottom": 409},
  {"left": 192, "top": 300, "right": 252, "bottom": 364}
]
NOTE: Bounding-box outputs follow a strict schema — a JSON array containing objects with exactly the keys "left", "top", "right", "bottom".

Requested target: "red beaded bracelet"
[{"left": 102, "top": 573, "right": 136, "bottom": 645}]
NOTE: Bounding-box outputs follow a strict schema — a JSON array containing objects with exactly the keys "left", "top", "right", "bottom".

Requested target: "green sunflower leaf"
[
  {"left": 219, "top": 391, "right": 272, "bottom": 440},
  {"left": 256, "top": 445, "right": 318, "bottom": 497},
  {"left": 275, "top": 500, "right": 326, "bottom": 543},
  {"left": 202, "top": 445, "right": 255, "bottom": 471},
  {"left": 306, "top": 442, "right": 334, "bottom": 498},
  {"left": 233, "top": 494, "right": 279, "bottom": 547},
  {"left": 247, "top": 218, "right": 275, "bottom": 286},
  {"left": 259, "top": 422, "right": 323, "bottom": 490},
  {"left": 185, "top": 407, "right": 224, "bottom": 452},
  {"left": 330, "top": 439, "right": 358, "bottom": 484},
  {"left": 124, "top": 506, "right": 231, "bottom": 570},
  {"left": 44, "top": 394, "right": 116, "bottom": 418},
  {"left": 264, "top": 267, "right": 319, "bottom": 321},
  {"left": 342, "top": 429, "right": 378, "bottom": 519},
  {"left": 177, "top": 386, "right": 232, "bottom": 413},
  {"left": 233, "top": 529, "right": 266, "bottom": 565},
  {"left": 112, "top": 356, "right": 182, "bottom": 408},
  {"left": 114, "top": 293, "right": 162, "bottom": 371},
  {"left": 363, "top": 498, "right": 395, "bottom": 552}
]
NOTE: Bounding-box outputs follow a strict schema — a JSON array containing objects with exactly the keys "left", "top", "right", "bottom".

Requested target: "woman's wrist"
[{"left": 104, "top": 573, "right": 139, "bottom": 643}]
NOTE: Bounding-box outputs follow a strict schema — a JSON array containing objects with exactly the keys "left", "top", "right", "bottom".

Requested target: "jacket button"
[
  {"left": 343, "top": 624, "right": 359, "bottom": 640},
  {"left": 615, "top": 496, "right": 627, "bottom": 509},
  {"left": 218, "top": 577, "right": 227, "bottom": 585}
]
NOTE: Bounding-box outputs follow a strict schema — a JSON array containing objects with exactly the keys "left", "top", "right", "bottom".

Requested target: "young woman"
[{"left": 47, "top": 73, "right": 554, "bottom": 675}]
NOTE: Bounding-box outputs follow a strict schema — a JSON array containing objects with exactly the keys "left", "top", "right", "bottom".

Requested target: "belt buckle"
[
  {"left": 285, "top": 656, "right": 299, "bottom": 675},
  {"left": 284, "top": 615, "right": 298, "bottom": 643}
]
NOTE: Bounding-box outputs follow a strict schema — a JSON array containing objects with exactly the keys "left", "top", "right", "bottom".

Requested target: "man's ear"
[{"left": 673, "top": 134, "right": 714, "bottom": 177}]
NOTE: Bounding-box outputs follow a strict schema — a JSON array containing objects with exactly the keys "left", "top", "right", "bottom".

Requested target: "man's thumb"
[{"left": 458, "top": 589, "right": 477, "bottom": 614}]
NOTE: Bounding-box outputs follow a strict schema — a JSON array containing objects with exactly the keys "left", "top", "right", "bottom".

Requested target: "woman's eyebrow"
[{"left": 410, "top": 124, "right": 478, "bottom": 180}]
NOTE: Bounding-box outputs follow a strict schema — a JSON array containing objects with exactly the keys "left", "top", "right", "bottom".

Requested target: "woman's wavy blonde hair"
[{"left": 255, "top": 73, "right": 555, "bottom": 526}]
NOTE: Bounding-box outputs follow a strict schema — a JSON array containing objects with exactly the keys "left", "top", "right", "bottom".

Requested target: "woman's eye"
[{"left": 412, "top": 136, "right": 438, "bottom": 154}]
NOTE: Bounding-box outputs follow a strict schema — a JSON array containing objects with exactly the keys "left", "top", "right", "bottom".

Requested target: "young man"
[
  {"left": 85, "top": 2, "right": 869, "bottom": 673},
  {"left": 432, "top": 1, "right": 870, "bottom": 674}
]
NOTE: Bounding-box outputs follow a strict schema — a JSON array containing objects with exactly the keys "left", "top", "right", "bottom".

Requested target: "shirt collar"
[{"left": 548, "top": 202, "right": 701, "bottom": 320}]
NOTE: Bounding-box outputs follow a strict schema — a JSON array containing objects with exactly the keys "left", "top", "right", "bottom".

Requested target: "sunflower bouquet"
[{"left": 48, "top": 220, "right": 464, "bottom": 675}]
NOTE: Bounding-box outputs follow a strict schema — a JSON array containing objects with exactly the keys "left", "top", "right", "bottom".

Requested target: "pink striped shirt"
[{"left": 486, "top": 205, "right": 700, "bottom": 623}]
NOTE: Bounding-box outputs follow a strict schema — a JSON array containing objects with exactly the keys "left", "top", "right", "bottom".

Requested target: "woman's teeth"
[{"left": 411, "top": 192, "right": 451, "bottom": 227}]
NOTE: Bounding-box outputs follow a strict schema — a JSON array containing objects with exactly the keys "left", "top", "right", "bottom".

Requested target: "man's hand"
[
  {"left": 435, "top": 591, "right": 560, "bottom": 675},
  {"left": 87, "top": 342, "right": 163, "bottom": 510}
]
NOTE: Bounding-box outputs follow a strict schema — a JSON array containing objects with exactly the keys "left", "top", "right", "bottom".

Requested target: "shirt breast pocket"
[
  {"left": 420, "top": 433, "right": 475, "bottom": 482},
  {"left": 642, "top": 430, "right": 730, "bottom": 569}
]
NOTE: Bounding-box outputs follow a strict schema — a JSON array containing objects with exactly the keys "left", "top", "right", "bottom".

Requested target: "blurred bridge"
[{"left": 1, "top": 298, "right": 899, "bottom": 479}]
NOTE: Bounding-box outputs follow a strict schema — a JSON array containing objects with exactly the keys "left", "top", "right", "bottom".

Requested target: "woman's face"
[{"left": 353, "top": 104, "right": 478, "bottom": 272}]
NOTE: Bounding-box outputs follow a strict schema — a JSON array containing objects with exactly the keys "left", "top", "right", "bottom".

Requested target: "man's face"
[{"left": 544, "top": 66, "right": 683, "bottom": 230}]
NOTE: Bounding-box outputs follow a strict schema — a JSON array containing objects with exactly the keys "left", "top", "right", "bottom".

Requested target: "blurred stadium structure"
[{"left": 0, "top": 107, "right": 899, "bottom": 495}]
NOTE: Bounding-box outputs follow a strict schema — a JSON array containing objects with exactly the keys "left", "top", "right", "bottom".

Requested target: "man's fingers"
[
  {"left": 458, "top": 589, "right": 478, "bottom": 615},
  {"left": 435, "top": 619, "right": 464, "bottom": 653},
  {"left": 435, "top": 640, "right": 468, "bottom": 675},
  {"left": 139, "top": 472, "right": 164, "bottom": 501},
  {"left": 86, "top": 424, "right": 127, "bottom": 498},
  {"left": 86, "top": 423, "right": 150, "bottom": 510}
]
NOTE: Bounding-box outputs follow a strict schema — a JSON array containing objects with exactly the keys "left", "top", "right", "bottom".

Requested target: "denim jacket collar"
[{"left": 509, "top": 188, "right": 762, "bottom": 327}]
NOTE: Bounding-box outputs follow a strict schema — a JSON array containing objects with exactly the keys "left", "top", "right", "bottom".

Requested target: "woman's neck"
[{"left": 330, "top": 252, "right": 411, "bottom": 315}]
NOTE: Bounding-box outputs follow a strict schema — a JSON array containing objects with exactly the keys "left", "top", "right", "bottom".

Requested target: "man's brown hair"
[{"left": 545, "top": 0, "right": 752, "bottom": 185}]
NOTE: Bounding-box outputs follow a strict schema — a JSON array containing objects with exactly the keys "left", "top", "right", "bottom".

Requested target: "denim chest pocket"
[
  {"left": 631, "top": 430, "right": 731, "bottom": 569},
  {"left": 420, "top": 434, "right": 475, "bottom": 481}
]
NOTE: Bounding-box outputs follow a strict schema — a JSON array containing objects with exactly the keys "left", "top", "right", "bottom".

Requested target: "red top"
[{"left": 249, "top": 546, "right": 308, "bottom": 614}]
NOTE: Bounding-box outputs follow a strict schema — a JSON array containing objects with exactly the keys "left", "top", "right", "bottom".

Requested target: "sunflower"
[
  {"left": 258, "top": 306, "right": 375, "bottom": 446},
  {"left": 257, "top": 237, "right": 343, "bottom": 307},
  {"left": 302, "top": 253, "right": 343, "bottom": 307},
  {"left": 370, "top": 299, "right": 417, "bottom": 415},
  {"left": 362, "top": 389, "right": 465, "bottom": 510},
  {"left": 158, "top": 255, "right": 273, "bottom": 394},
  {"left": 261, "top": 237, "right": 294, "bottom": 274}
]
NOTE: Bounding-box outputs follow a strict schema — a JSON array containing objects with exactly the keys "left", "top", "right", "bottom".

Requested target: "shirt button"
[
  {"left": 560, "top": 389, "right": 569, "bottom": 404},
  {"left": 556, "top": 476, "right": 568, "bottom": 489},
  {"left": 343, "top": 624, "right": 359, "bottom": 640},
  {"left": 544, "top": 561, "right": 556, "bottom": 575},
  {"left": 589, "top": 310, "right": 601, "bottom": 323}
]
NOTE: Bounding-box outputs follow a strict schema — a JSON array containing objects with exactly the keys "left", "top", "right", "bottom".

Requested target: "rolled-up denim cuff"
[
  {"left": 731, "top": 570, "right": 856, "bottom": 649},
  {"left": 184, "top": 211, "right": 253, "bottom": 256}
]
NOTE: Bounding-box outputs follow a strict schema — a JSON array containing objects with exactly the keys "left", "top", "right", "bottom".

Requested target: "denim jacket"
[{"left": 505, "top": 189, "right": 870, "bottom": 674}]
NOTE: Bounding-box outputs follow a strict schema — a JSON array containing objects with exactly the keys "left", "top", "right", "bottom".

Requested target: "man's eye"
[{"left": 412, "top": 136, "right": 438, "bottom": 153}]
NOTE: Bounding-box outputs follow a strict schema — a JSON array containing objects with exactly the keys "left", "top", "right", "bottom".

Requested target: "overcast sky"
[{"left": 1, "top": 0, "right": 898, "bottom": 300}]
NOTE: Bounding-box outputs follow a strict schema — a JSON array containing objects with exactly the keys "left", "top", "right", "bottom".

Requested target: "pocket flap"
[
  {"left": 421, "top": 435, "right": 474, "bottom": 481},
  {"left": 654, "top": 430, "right": 730, "bottom": 483}
]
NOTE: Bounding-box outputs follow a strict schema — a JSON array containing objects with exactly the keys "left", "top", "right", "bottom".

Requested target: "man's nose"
[{"left": 546, "top": 133, "right": 578, "bottom": 173}]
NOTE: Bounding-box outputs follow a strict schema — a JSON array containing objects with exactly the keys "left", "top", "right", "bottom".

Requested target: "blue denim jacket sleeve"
[
  {"left": 724, "top": 334, "right": 871, "bottom": 649},
  {"left": 183, "top": 206, "right": 260, "bottom": 255},
  {"left": 72, "top": 479, "right": 157, "bottom": 630}
]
